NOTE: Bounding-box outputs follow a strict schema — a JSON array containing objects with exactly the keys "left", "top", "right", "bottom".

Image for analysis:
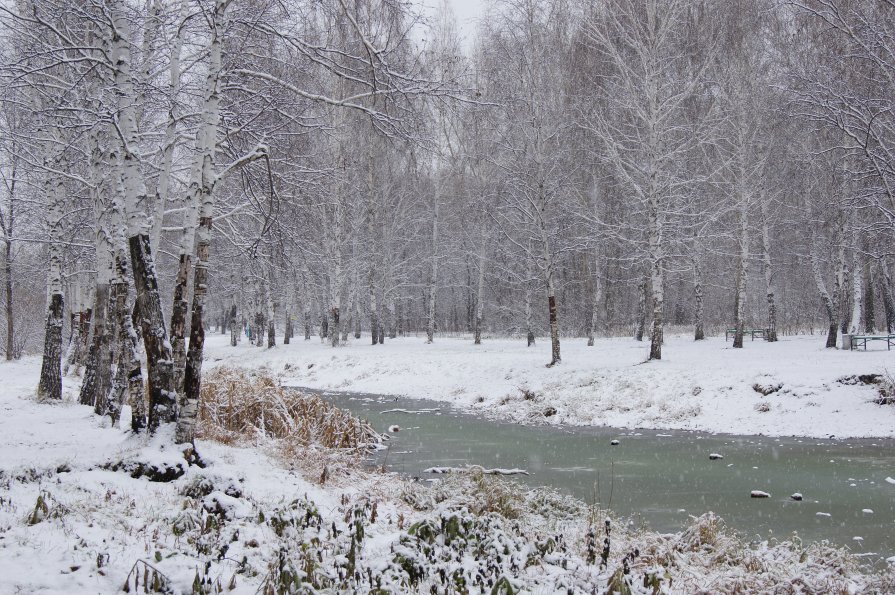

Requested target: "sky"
[{"left": 423, "top": 0, "right": 487, "bottom": 49}]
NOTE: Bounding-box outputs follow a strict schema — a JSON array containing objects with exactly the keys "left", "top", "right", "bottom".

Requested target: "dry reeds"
[{"left": 198, "top": 367, "right": 379, "bottom": 453}]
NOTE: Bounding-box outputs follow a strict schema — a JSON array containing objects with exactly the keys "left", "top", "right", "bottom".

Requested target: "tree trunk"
[
  {"left": 525, "top": 244, "right": 535, "bottom": 346},
  {"left": 849, "top": 247, "right": 863, "bottom": 334},
  {"left": 426, "top": 190, "right": 439, "bottom": 344},
  {"left": 864, "top": 259, "right": 875, "bottom": 334},
  {"left": 879, "top": 259, "right": 895, "bottom": 333},
  {"left": 230, "top": 305, "right": 239, "bottom": 346},
  {"left": 265, "top": 278, "right": 276, "bottom": 349},
  {"left": 38, "top": 294, "right": 64, "bottom": 401},
  {"left": 170, "top": 253, "right": 191, "bottom": 396},
  {"left": 693, "top": 249, "right": 705, "bottom": 341},
  {"left": 759, "top": 201, "right": 777, "bottom": 341},
  {"left": 587, "top": 250, "right": 602, "bottom": 347},
  {"left": 732, "top": 206, "right": 748, "bottom": 349},
  {"left": 5, "top": 238, "right": 14, "bottom": 360},
  {"left": 38, "top": 159, "right": 65, "bottom": 400},
  {"left": 178, "top": 216, "right": 211, "bottom": 445},
  {"left": 304, "top": 305, "right": 311, "bottom": 340},
  {"left": 79, "top": 284, "right": 110, "bottom": 406},
  {"left": 107, "top": 275, "right": 144, "bottom": 431},
  {"left": 130, "top": 234, "right": 176, "bottom": 432},
  {"left": 388, "top": 298, "right": 397, "bottom": 339},
  {"left": 835, "top": 214, "right": 849, "bottom": 335},
  {"left": 635, "top": 272, "right": 647, "bottom": 342},
  {"left": 810, "top": 229, "right": 839, "bottom": 348},
  {"left": 648, "top": 211, "right": 664, "bottom": 360},
  {"left": 474, "top": 237, "right": 486, "bottom": 345}
]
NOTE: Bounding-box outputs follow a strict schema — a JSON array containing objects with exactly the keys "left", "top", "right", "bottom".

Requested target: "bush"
[{"left": 198, "top": 367, "right": 380, "bottom": 453}]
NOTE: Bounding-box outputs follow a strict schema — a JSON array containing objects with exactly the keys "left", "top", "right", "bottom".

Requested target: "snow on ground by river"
[
  {"left": 206, "top": 332, "right": 895, "bottom": 438},
  {"left": 0, "top": 354, "right": 888, "bottom": 593},
  {"left": 0, "top": 356, "right": 407, "bottom": 593}
]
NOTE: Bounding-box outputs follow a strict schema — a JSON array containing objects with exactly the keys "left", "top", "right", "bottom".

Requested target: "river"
[{"left": 318, "top": 390, "right": 895, "bottom": 561}]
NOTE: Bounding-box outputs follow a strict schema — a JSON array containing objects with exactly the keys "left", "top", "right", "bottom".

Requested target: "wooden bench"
[
  {"left": 725, "top": 328, "right": 768, "bottom": 341},
  {"left": 850, "top": 335, "right": 895, "bottom": 351}
]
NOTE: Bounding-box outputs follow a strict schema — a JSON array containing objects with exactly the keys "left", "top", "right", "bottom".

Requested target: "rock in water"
[
  {"left": 750, "top": 490, "right": 771, "bottom": 498},
  {"left": 790, "top": 493, "right": 803, "bottom": 501},
  {"left": 709, "top": 453, "right": 723, "bottom": 460},
  {"left": 610, "top": 439, "right": 620, "bottom": 446},
  {"left": 388, "top": 425, "right": 400, "bottom": 433}
]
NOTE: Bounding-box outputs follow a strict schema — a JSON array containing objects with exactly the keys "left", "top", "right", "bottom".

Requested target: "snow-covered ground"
[
  {"left": 206, "top": 332, "right": 895, "bottom": 438},
  {"left": 1, "top": 346, "right": 892, "bottom": 593},
  {"left": 0, "top": 356, "right": 408, "bottom": 593}
]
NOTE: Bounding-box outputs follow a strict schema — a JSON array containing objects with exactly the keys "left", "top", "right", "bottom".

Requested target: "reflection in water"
[{"left": 319, "top": 391, "right": 895, "bottom": 559}]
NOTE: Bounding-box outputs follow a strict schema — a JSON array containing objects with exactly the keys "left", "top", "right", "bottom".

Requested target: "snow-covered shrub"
[{"left": 874, "top": 371, "right": 895, "bottom": 406}]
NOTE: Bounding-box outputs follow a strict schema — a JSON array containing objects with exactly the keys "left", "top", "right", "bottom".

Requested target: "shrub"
[{"left": 198, "top": 367, "right": 380, "bottom": 452}]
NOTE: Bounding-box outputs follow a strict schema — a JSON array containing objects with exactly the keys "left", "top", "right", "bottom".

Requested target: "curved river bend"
[{"left": 318, "top": 390, "right": 895, "bottom": 562}]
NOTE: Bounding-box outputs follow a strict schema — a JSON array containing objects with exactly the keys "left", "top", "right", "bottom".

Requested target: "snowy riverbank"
[
  {"left": 206, "top": 332, "right": 895, "bottom": 438},
  {"left": 1, "top": 355, "right": 892, "bottom": 593}
]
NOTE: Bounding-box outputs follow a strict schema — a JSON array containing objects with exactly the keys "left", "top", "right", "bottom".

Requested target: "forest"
[
  {"left": 0, "top": 0, "right": 893, "bottom": 432},
  {"left": 3, "top": 0, "right": 895, "bottom": 592}
]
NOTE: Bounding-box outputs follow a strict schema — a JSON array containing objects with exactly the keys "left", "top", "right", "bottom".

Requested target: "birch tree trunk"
[
  {"left": 4, "top": 232, "right": 13, "bottom": 360},
  {"left": 388, "top": 297, "right": 397, "bottom": 339},
  {"left": 2, "top": 159, "right": 15, "bottom": 360},
  {"left": 635, "top": 272, "right": 647, "bottom": 342},
  {"left": 849, "top": 246, "right": 863, "bottom": 334},
  {"left": 835, "top": 213, "right": 849, "bottom": 336},
  {"left": 474, "top": 226, "right": 487, "bottom": 345},
  {"left": 732, "top": 204, "right": 749, "bottom": 349},
  {"left": 37, "top": 163, "right": 65, "bottom": 401},
  {"left": 149, "top": 0, "right": 188, "bottom": 256},
  {"left": 647, "top": 186, "right": 664, "bottom": 360},
  {"left": 266, "top": 275, "right": 276, "bottom": 349},
  {"left": 110, "top": 0, "right": 175, "bottom": 432},
  {"left": 587, "top": 249, "right": 602, "bottom": 347},
  {"left": 864, "top": 259, "right": 875, "bottom": 334},
  {"left": 693, "top": 246, "right": 705, "bottom": 341},
  {"left": 811, "top": 229, "right": 839, "bottom": 348},
  {"left": 304, "top": 303, "right": 312, "bottom": 340},
  {"left": 229, "top": 305, "right": 239, "bottom": 346},
  {"left": 354, "top": 289, "right": 362, "bottom": 339},
  {"left": 879, "top": 259, "right": 895, "bottom": 333},
  {"left": 426, "top": 187, "right": 439, "bottom": 344},
  {"left": 759, "top": 199, "right": 777, "bottom": 341},
  {"left": 525, "top": 242, "right": 535, "bottom": 346}
]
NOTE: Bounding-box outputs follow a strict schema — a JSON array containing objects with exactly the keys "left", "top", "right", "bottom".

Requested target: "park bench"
[
  {"left": 725, "top": 328, "right": 768, "bottom": 341},
  {"left": 850, "top": 334, "right": 895, "bottom": 351}
]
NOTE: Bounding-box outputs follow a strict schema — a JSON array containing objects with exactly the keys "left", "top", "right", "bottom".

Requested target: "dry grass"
[{"left": 198, "top": 367, "right": 380, "bottom": 456}]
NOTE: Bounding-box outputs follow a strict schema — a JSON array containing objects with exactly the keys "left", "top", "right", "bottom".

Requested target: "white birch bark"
[
  {"left": 849, "top": 246, "right": 863, "bottom": 334},
  {"left": 426, "top": 183, "right": 439, "bottom": 344},
  {"left": 109, "top": 0, "right": 176, "bottom": 431}
]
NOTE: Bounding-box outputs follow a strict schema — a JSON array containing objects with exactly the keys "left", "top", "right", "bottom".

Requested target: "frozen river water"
[{"left": 319, "top": 390, "right": 895, "bottom": 562}]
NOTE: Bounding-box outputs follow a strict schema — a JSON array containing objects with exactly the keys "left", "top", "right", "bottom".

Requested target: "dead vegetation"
[{"left": 198, "top": 367, "right": 380, "bottom": 463}]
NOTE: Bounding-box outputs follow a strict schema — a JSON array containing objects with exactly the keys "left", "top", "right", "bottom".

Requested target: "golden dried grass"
[{"left": 198, "top": 367, "right": 379, "bottom": 454}]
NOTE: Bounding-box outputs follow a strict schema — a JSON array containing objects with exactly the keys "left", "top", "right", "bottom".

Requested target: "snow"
[
  {"left": 205, "top": 333, "right": 895, "bottom": 438},
  {"left": 1, "top": 350, "right": 891, "bottom": 592},
  {"left": 0, "top": 356, "right": 410, "bottom": 594}
]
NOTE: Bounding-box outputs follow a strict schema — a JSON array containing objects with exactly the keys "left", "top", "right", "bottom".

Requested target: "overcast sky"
[{"left": 422, "top": 0, "right": 486, "bottom": 49}]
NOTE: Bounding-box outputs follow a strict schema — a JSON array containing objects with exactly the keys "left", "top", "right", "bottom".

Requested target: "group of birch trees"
[
  {"left": 1, "top": 0, "right": 895, "bottom": 445},
  {"left": 0, "top": 0, "right": 447, "bottom": 444}
]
